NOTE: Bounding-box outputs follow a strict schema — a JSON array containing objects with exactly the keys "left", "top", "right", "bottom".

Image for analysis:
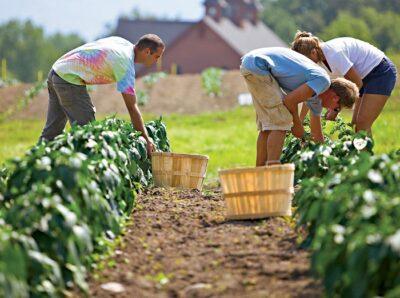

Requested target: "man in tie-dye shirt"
[{"left": 40, "top": 34, "right": 165, "bottom": 155}]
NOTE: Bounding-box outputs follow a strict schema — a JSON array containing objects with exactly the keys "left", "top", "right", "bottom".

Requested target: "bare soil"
[
  {"left": 0, "top": 71, "right": 248, "bottom": 120},
  {"left": 89, "top": 187, "right": 321, "bottom": 298}
]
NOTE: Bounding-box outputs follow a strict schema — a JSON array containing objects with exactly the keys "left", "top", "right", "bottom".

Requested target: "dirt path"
[{"left": 89, "top": 187, "right": 321, "bottom": 298}]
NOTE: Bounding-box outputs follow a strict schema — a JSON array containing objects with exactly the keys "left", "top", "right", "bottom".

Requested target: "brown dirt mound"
[
  {"left": 88, "top": 187, "right": 321, "bottom": 298},
  {"left": 1, "top": 71, "right": 248, "bottom": 120},
  {"left": 0, "top": 83, "right": 33, "bottom": 113}
]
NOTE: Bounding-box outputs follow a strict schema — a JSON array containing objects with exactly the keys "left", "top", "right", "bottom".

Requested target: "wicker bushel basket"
[
  {"left": 151, "top": 152, "right": 209, "bottom": 191},
  {"left": 219, "top": 164, "right": 295, "bottom": 220}
]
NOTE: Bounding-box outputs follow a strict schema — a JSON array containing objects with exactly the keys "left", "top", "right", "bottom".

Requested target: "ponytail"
[
  {"left": 294, "top": 31, "right": 314, "bottom": 40},
  {"left": 291, "top": 30, "right": 324, "bottom": 61}
]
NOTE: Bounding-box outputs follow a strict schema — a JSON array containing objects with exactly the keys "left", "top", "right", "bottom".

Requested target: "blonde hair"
[
  {"left": 330, "top": 78, "right": 359, "bottom": 109},
  {"left": 291, "top": 31, "right": 324, "bottom": 61}
]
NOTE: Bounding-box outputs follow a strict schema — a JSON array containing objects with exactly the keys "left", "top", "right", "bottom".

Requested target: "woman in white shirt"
[{"left": 291, "top": 32, "right": 397, "bottom": 134}]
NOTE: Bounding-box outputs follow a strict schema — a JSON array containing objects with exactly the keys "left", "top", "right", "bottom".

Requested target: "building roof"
[
  {"left": 114, "top": 14, "right": 287, "bottom": 60},
  {"left": 115, "top": 18, "right": 196, "bottom": 46},
  {"left": 203, "top": 16, "right": 287, "bottom": 56},
  {"left": 204, "top": 0, "right": 263, "bottom": 11}
]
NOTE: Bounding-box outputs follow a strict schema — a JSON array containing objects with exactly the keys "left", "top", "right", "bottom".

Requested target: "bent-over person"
[
  {"left": 40, "top": 34, "right": 165, "bottom": 155},
  {"left": 240, "top": 47, "right": 358, "bottom": 166}
]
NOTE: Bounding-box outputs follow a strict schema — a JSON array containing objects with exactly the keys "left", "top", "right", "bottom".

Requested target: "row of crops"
[
  {"left": 0, "top": 117, "right": 169, "bottom": 297},
  {"left": 282, "top": 118, "right": 400, "bottom": 297}
]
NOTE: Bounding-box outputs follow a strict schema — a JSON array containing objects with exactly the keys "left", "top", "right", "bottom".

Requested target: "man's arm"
[
  {"left": 345, "top": 67, "right": 362, "bottom": 125},
  {"left": 283, "top": 83, "right": 315, "bottom": 139},
  {"left": 122, "top": 92, "right": 154, "bottom": 154},
  {"left": 310, "top": 113, "right": 324, "bottom": 143},
  {"left": 344, "top": 67, "right": 363, "bottom": 89},
  {"left": 300, "top": 103, "right": 310, "bottom": 123}
]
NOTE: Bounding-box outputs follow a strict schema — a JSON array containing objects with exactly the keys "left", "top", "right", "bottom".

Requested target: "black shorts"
[{"left": 360, "top": 57, "right": 397, "bottom": 96}]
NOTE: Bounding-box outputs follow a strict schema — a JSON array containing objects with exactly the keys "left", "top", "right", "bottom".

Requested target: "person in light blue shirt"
[{"left": 240, "top": 47, "right": 358, "bottom": 166}]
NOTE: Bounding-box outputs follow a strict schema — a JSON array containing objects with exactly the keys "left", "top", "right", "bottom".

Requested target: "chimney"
[
  {"left": 204, "top": 0, "right": 262, "bottom": 26},
  {"left": 204, "top": 0, "right": 223, "bottom": 22},
  {"left": 230, "top": 0, "right": 245, "bottom": 27},
  {"left": 249, "top": 0, "right": 262, "bottom": 25},
  {"left": 220, "top": 0, "right": 262, "bottom": 27}
]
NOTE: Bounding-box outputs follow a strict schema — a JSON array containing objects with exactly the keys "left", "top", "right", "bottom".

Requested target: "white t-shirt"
[{"left": 321, "top": 37, "right": 385, "bottom": 79}]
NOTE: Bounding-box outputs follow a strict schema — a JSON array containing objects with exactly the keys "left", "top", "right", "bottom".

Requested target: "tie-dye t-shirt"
[{"left": 52, "top": 36, "right": 136, "bottom": 95}]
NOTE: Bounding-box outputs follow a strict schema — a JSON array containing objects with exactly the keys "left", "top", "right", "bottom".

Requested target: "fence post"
[
  {"left": 171, "top": 63, "right": 177, "bottom": 75},
  {"left": 1, "top": 59, "right": 6, "bottom": 81},
  {"left": 157, "top": 57, "right": 162, "bottom": 72},
  {"left": 37, "top": 70, "right": 43, "bottom": 82}
]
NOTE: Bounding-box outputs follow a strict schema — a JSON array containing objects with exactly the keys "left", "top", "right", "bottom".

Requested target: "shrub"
[{"left": 201, "top": 67, "right": 224, "bottom": 97}]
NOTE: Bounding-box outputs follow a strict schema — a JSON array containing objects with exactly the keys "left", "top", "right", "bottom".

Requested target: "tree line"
[
  {"left": 0, "top": 20, "right": 84, "bottom": 83},
  {"left": 260, "top": 0, "right": 400, "bottom": 51},
  {"left": 1, "top": 1, "right": 400, "bottom": 82}
]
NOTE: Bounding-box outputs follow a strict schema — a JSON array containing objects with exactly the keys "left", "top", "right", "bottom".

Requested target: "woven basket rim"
[
  {"left": 218, "top": 163, "right": 294, "bottom": 175},
  {"left": 152, "top": 151, "right": 209, "bottom": 160}
]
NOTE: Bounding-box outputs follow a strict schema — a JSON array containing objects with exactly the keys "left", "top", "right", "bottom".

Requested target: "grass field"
[{"left": 0, "top": 96, "right": 399, "bottom": 181}]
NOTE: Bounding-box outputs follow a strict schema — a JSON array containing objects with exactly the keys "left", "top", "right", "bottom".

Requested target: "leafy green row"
[
  {"left": 0, "top": 117, "right": 169, "bottom": 297},
  {"left": 281, "top": 117, "right": 374, "bottom": 183},
  {"left": 282, "top": 132, "right": 374, "bottom": 184},
  {"left": 297, "top": 151, "right": 400, "bottom": 297},
  {"left": 283, "top": 117, "right": 400, "bottom": 297}
]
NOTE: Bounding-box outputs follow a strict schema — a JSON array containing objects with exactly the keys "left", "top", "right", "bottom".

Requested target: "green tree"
[
  {"left": 0, "top": 20, "right": 47, "bottom": 82},
  {"left": 260, "top": 7, "right": 297, "bottom": 43},
  {"left": 320, "top": 12, "right": 375, "bottom": 44},
  {"left": 43, "top": 33, "right": 84, "bottom": 73},
  {"left": 0, "top": 20, "right": 84, "bottom": 82},
  {"left": 260, "top": 0, "right": 400, "bottom": 51},
  {"left": 360, "top": 7, "right": 400, "bottom": 51}
]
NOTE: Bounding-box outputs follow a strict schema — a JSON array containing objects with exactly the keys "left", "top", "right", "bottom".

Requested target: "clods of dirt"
[{"left": 89, "top": 187, "right": 321, "bottom": 298}]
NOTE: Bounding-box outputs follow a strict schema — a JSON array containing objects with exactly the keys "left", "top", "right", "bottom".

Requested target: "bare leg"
[
  {"left": 351, "top": 96, "right": 362, "bottom": 126},
  {"left": 355, "top": 93, "right": 389, "bottom": 134},
  {"left": 256, "top": 131, "right": 269, "bottom": 167},
  {"left": 266, "top": 130, "right": 286, "bottom": 165},
  {"left": 300, "top": 103, "right": 309, "bottom": 123}
]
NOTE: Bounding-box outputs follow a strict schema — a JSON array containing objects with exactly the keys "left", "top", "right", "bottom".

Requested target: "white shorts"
[{"left": 241, "top": 67, "right": 293, "bottom": 131}]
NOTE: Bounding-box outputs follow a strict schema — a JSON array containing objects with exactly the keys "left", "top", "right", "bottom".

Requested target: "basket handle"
[
  {"left": 152, "top": 170, "right": 206, "bottom": 179},
  {"left": 224, "top": 188, "right": 294, "bottom": 198}
]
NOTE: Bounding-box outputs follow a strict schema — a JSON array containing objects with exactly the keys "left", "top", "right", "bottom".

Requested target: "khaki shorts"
[{"left": 241, "top": 67, "right": 293, "bottom": 131}]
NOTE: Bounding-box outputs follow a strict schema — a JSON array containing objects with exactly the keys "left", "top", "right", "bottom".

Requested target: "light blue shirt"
[{"left": 241, "top": 47, "right": 330, "bottom": 116}]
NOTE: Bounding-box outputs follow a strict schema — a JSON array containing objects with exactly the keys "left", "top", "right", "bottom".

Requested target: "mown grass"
[
  {"left": 0, "top": 96, "right": 399, "bottom": 181},
  {"left": 0, "top": 119, "right": 45, "bottom": 163}
]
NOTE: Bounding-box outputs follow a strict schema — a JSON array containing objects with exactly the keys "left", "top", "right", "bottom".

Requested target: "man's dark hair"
[
  {"left": 330, "top": 78, "right": 359, "bottom": 109},
  {"left": 136, "top": 34, "right": 165, "bottom": 54}
]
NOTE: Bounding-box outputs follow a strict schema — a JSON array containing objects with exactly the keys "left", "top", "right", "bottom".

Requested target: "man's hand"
[
  {"left": 325, "top": 108, "right": 339, "bottom": 121},
  {"left": 291, "top": 122, "right": 305, "bottom": 139},
  {"left": 145, "top": 138, "right": 155, "bottom": 157},
  {"left": 310, "top": 114, "right": 324, "bottom": 143},
  {"left": 282, "top": 83, "right": 314, "bottom": 140},
  {"left": 122, "top": 92, "right": 154, "bottom": 157}
]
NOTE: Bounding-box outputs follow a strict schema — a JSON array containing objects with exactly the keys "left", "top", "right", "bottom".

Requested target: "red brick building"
[{"left": 115, "top": 0, "right": 286, "bottom": 76}]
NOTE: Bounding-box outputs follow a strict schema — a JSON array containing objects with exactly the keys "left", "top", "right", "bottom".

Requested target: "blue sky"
[{"left": 0, "top": 0, "right": 204, "bottom": 41}]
